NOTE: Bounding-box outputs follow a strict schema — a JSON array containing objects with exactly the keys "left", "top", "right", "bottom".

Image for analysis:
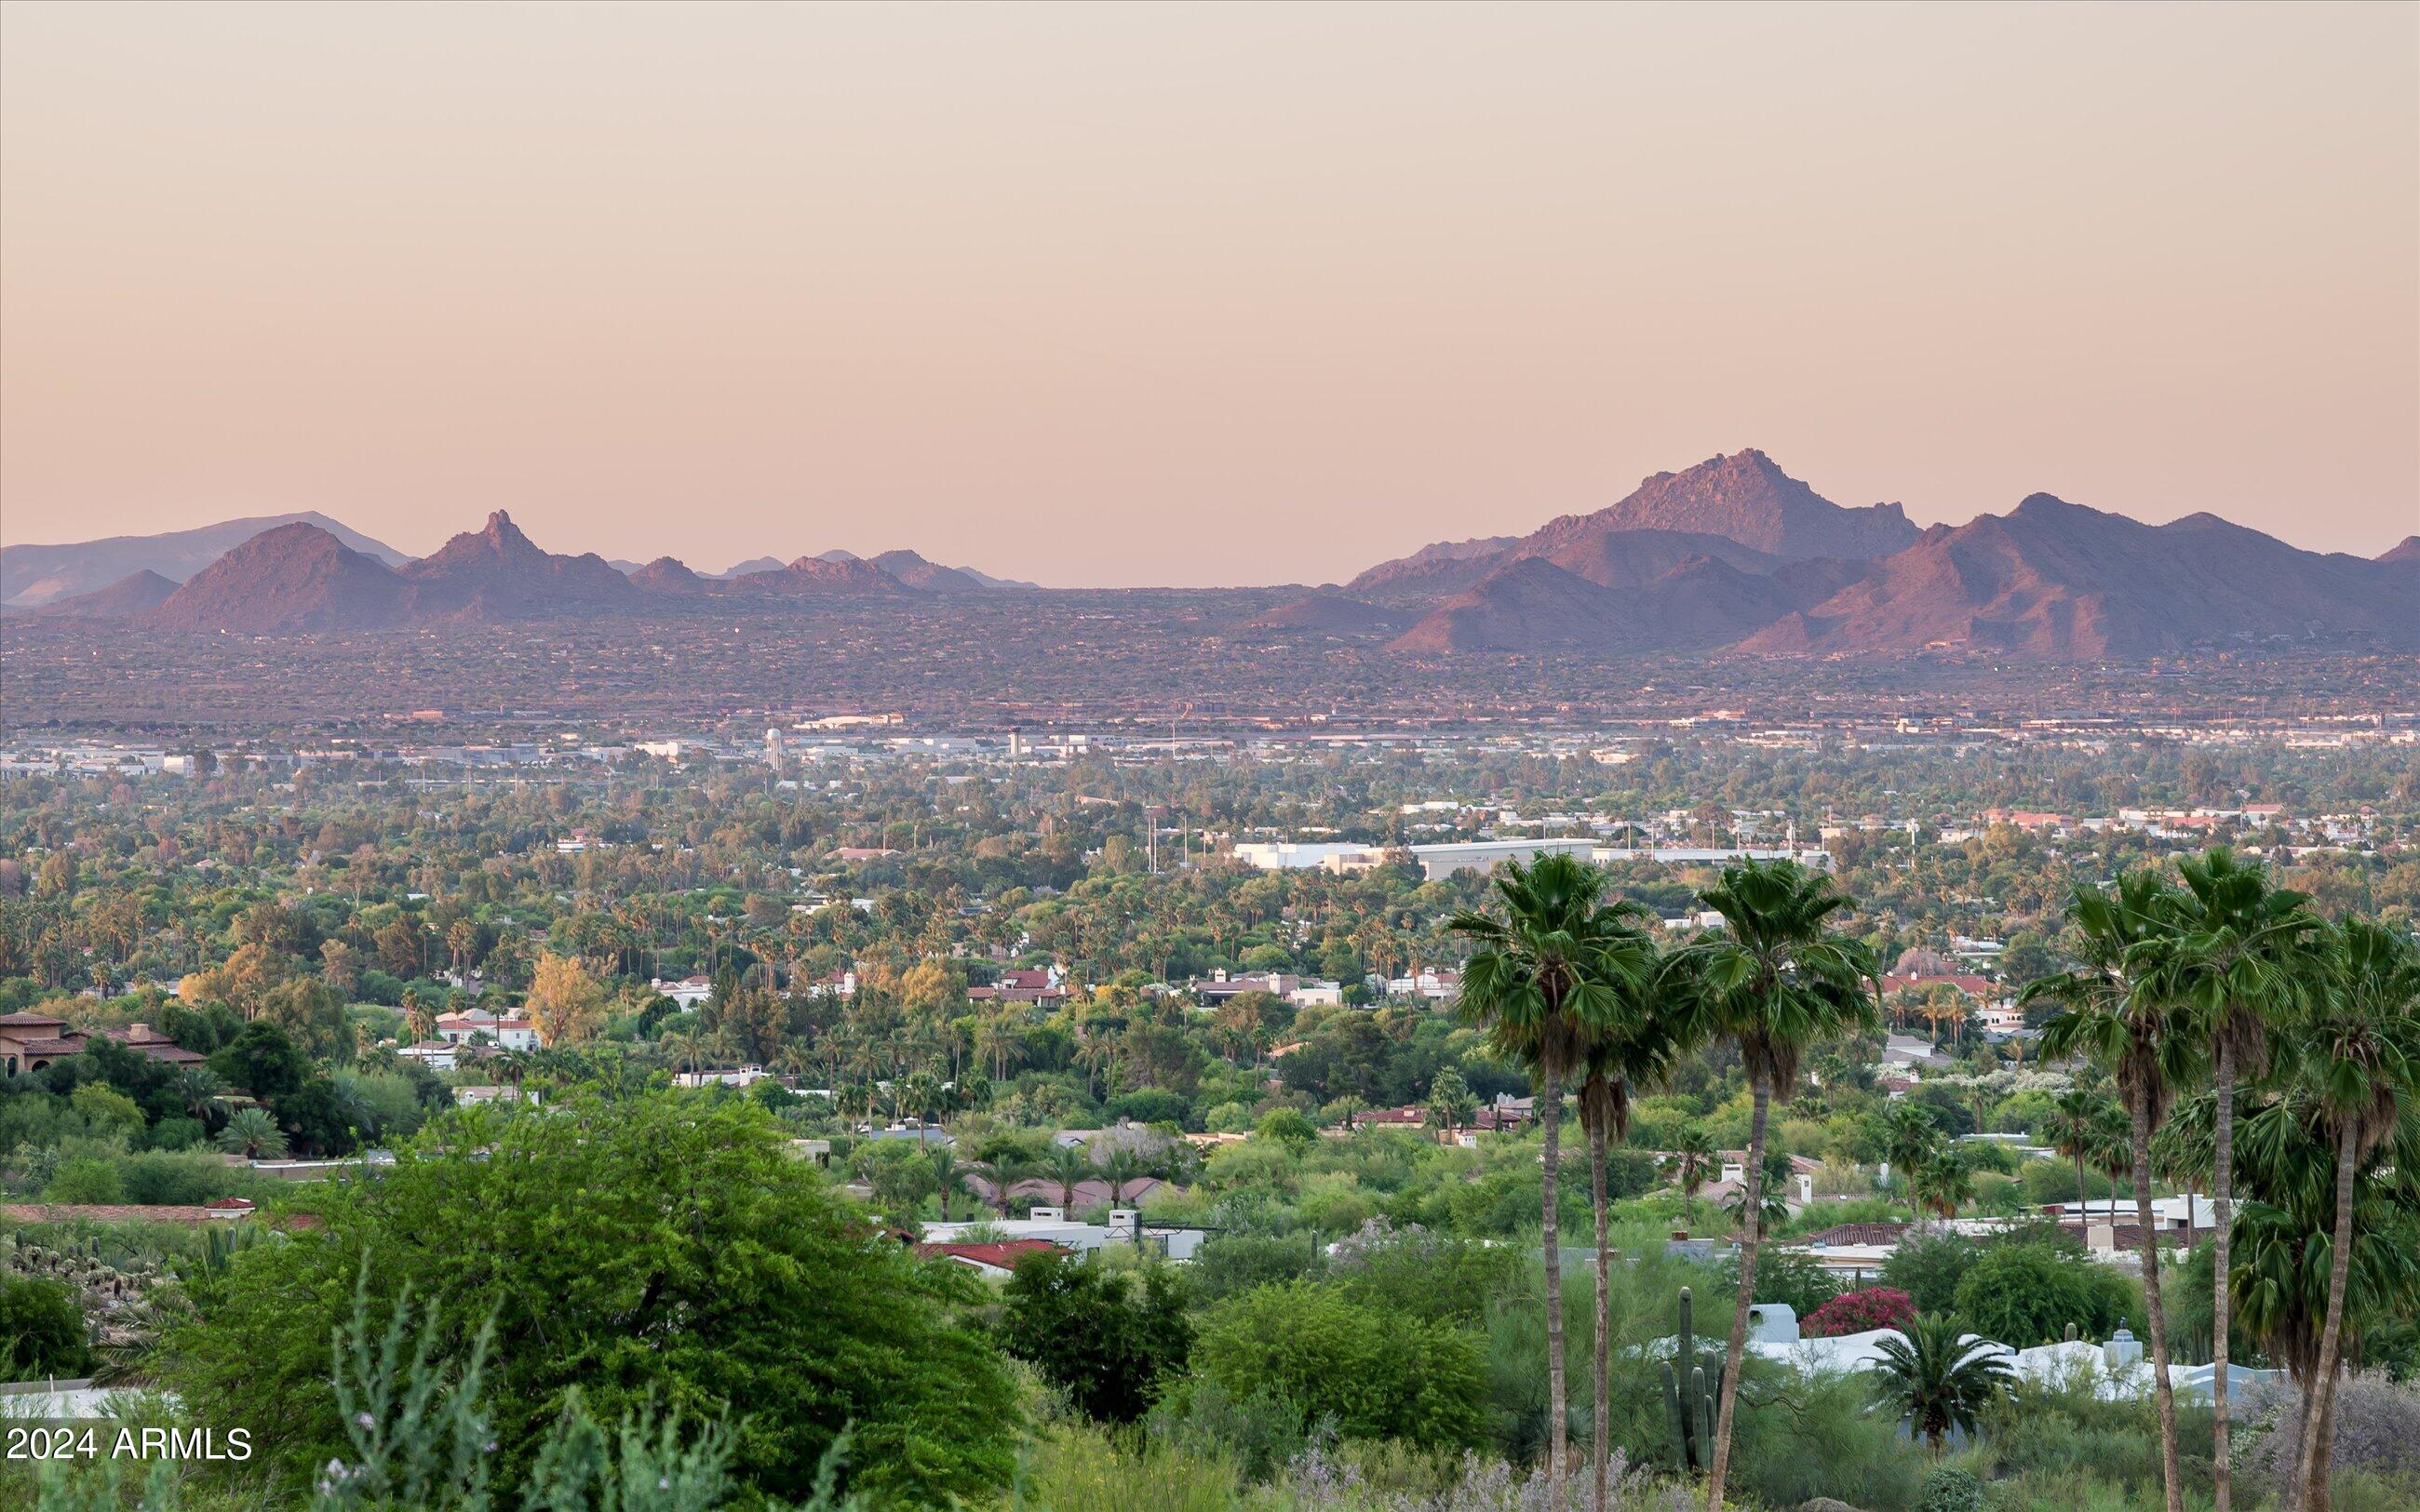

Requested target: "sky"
[{"left": 2, "top": 3, "right": 2414, "bottom": 587}]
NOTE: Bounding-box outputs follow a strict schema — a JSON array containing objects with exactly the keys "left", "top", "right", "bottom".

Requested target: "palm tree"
[
  {"left": 1102, "top": 1146, "right": 1148, "bottom": 1206},
  {"left": 2031, "top": 871, "right": 2199, "bottom": 1512},
  {"left": 899, "top": 1070, "right": 945, "bottom": 1144},
  {"left": 214, "top": 1105, "right": 289, "bottom": 1160},
  {"left": 1045, "top": 1142, "right": 1093, "bottom": 1212},
  {"left": 1871, "top": 1313, "right": 2016, "bottom": 1451},
  {"left": 964, "top": 1155, "right": 1030, "bottom": 1219},
  {"left": 1673, "top": 1124, "right": 1716, "bottom": 1229},
  {"left": 2289, "top": 920, "right": 2420, "bottom": 1512},
  {"left": 1908, "top": 1144, "right": 1974, "bottom": 1229},
  {"left": 1450, "top": 851, "right": 1641, "bottom": 1500},
  {"left": 2155, "top": 1050, "right": 2420, "bottom": 1512},
  {"left": 2045, "top": 1084, "right": 2126, "bottom": 1223},
  {"left": 2159, "top": 847, "right": 2320, "bottom": 1512},
  {"left": 1683, "top": 858, "right": 1878, "bottom": 1512},
  {"left": 1428, "top": 1066, "right": 1478, "bottom": 1143},
  {"left": 659, "top": 1026, "right": 706, "bottom": 1084},
  {"left": 173, "top": 1064, "right": 224, "bottom": 1128},
  {"left": 927, "top": 1143, "right": 961, "bottom": 1220},
  {"left": 1883, "top": 1102, "right": 1942, "bottom": 1206},
  {"left": 1578, "top": 938, "right": 1687, "bottom": 1512}
]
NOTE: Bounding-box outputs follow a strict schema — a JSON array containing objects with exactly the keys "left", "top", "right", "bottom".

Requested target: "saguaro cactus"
[{"left": 1661, "top": 1285, "right": 1719, "bottom": 1472}]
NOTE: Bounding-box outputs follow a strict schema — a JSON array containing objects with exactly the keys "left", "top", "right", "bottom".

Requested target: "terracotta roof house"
[
  {"left": 0, "top": 1010, "right": 87, "bottom": 1074},
  {"left": 97, "top": 1023, "right": 209, "bottom": 1066}
]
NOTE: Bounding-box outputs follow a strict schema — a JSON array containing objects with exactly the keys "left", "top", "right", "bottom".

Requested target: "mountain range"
[
  {"left": 0, "top": 512, "right": 408, "bottom": 608},
  {"left": 122, "top": 512, "right": 1039, "bottom": 632},
  {"left": 9, "top": 451, "right": 2413, "bottom": 658},
  {"left": 1317, "top": 450, "right": 2417, "bottom": 658}
]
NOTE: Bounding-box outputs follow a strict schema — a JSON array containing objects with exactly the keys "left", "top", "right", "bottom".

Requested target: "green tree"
[
  {"left": 1951, "top": 1241, "right": 2131, "bottom": 1347},
  {"left": 1448, "top": 851, "right": 1642, "bottom": 1498},
  {"left": 995, "top": 1253, "right": 1191, "bottom": 1424},
  {"left": 2030, "top": 871, "right": 2198, "bottom": 1512},
  {"left": 964, "top": 1153, "right": 1031, "bottom": 1219},
  {"left": 163, "top": 1092, "right": 1019, "bottom": 1507},
  {"left": 1426, "top": 1066, "right": 1477, "bottom": 1140},
  {"left": 1673, "top": 1123, "right": 1716, "bottom": 1228},
  {"left": 208, "top": 1020, "right": 308, "bottom": 1101},
  {"left": 1870, "top": 1313, "right": 2014, "bottom": 1451},
  {"left": 2158, "top": 846, "right": 2320, "bottom": 1512},
  {"left": 1877, "top": 1234, "right": 1974, "bottom": 1316},
  {"left": 1683, "top": 858, "right": 1878, "bottom": 1512},
  {"left": 1909, "top": 1144, "right": 1976, "bottom": 1228},
  {"left": 2043, "top": 1085, "right": 2128, "bottom": 1223},
  {"left": 1190, "top": 1279, "right": 1486, "bottom": 1449},
  {"left": 1577, "top": 935, "right": 1687, "bottom": 1512},
  {"left": 213, "top": 1105, "right": 289, "bottom": 1159},
  {"left": 2290, "top": 920, "right": 2420, "bottom": 1512},
  {"left": 0, "top": 1274, "right": 94, "bottom": 1378},
  {"left": 261, "top": 976, "right": 353, "bottom": 1064}
]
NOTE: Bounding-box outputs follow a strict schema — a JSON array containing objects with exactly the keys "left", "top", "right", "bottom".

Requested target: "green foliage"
[
  {"left": 1191, "top": 1280, "right": 1487, "bottom": 1449},
  {"left": 208, "top": 1020, "right": 309, "bottom": 1101},
  {"left": 1326, "top": 1221, "right": 1516, "bottom": 1327},
  {"left": 1871, "top": 1313, "right": 2016, "bottom": 1450},
  {"left": 1716, "top": 1242, "right": 1839, "bottom": 1320},
  {"left": 1917, "top": 1464, "right": 1984, "bottom": 1512},
  {"left": 161, "top": 1092, "right": 1018, "bottom": 1507},
  {"left": 1253, "top": 1107, "right": 1317, "bottom": 1148},
  {"left": 1187, "top": 1232, "right": 1324, "bottom": 1305},
  {"left": 997, "top": 1253, "right": 1192, "bottom": 1424},
  {"left": 1952, "top": 1241, "right": 2134, "bottom": 1347},
  {"left": 1016, "top": 1422, "right": 1240, "bottom": 1512},
  {"left": 1881, "top": 1230, "right": 1982, "bottom": 1317},
  {"left": 0, "top": 1272, "right": 93, "bottom": 1376}
]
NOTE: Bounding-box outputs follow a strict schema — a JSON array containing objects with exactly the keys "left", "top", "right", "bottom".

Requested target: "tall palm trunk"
[
  {"left": 1705, "top": 1075, "right": 1768, "bottom": 1512},
  {"left": 2211, "top": 1039, "right": 2236, "bottom": 1512},
  {"left": 2131, "top": 1103, "right": 2185, "bottom": 1512},
  {"left": 1540, "top": 1062, "right": 1568, "bottom": 1496},
  {"left": 1590, "top": 1108, "right": 1612, "bottom": 1512},
  {"left": 2295, "top": 1121, "right": 2360, "bottom": 1512}
]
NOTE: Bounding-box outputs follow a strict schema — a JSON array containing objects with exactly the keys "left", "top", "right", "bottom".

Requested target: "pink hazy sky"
[{"left": 3, "top": 3, "right": 2413, "bottom": 587}]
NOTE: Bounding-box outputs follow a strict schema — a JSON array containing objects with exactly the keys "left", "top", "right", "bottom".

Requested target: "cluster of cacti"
[
  {"left": 1, "top": 1231, "right": 166, "bottom": 1348},
  {"left": 1661, "top": 1284, "right": 1718, "bottom": 1474}
]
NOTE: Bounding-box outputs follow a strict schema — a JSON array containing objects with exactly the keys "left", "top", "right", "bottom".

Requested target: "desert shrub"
[
  {"left": 1723, "top": 1367, "right": 1925, "bottom": 1512},
  {"left": 1326, "top": 1219, "right": 1517, "bottom": 1327},
  {"left": 116, "top": 1148, "right": 245, "bottom": 1205},
  {"left": 1272, "top": 1442, "right": 1674, "bottom": 1509},
  {"left": 1981, "top": 1365, "right": 2212, "bottom": 1499},
  {"left": 1192, "top": 1280, "right": 1487, "bottom": 1450},
  {"left": 1917, "top": 1465, "right": 1983, "bottom": 1512},
  {"left": 2239, "top": 1372, "right": 2420, "bottom": 1493},
  {"left": 1188, "top": 1232, "right": 1324, "bottom": 1304},
  {"left": 1020, "top": 1422, "right": 1240, "bottom": 1512}
]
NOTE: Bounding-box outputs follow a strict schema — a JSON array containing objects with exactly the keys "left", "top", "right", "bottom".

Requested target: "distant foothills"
[{"left": 5, "top": 449, "right": 2415, "bottom": 660}]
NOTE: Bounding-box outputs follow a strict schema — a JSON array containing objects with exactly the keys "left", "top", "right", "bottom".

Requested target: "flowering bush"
[{"left": 1802, "top": 1286, "right": 1916, "bottom": 1338}]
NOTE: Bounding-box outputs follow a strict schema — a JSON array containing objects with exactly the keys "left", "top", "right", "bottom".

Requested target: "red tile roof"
[
  {"left": 1791, "top": 1222, "right": 1910, "bottom": 1248},
  {"left": 911, "top": 1238, "right": 1067, "bottom": 1269}
]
